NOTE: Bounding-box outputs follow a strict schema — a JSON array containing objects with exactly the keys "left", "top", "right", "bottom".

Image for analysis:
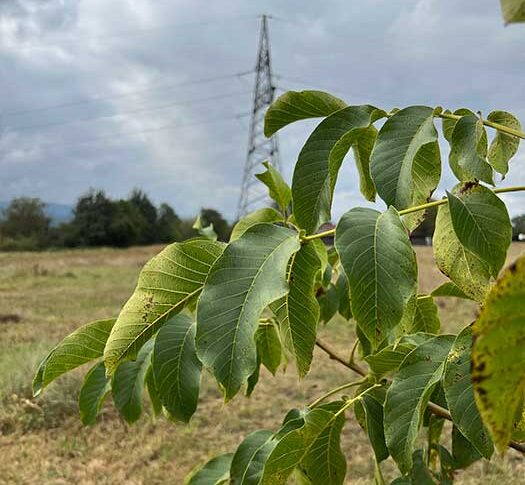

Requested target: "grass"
[{"left": 0, "top": 244, "right": 524, "bottom": 484}]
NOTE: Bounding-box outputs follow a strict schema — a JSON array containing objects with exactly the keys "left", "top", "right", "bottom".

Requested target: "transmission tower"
[{"left": 237, "top": 14, "right": 280, "bottom": 219}]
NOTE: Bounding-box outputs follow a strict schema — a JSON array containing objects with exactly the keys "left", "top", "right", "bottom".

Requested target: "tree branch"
[{"left": 315, "top": 338, "right": 525, "bottom": 454}]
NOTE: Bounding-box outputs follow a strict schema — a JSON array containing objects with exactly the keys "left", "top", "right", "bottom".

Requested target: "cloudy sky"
[{"left": 1, "top": 0, "right": 524, "bottom": 220}]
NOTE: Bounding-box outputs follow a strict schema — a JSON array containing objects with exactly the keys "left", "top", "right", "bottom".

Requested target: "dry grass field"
[{"left": 0, "top": 244, "right": 524, "bottom": 484}]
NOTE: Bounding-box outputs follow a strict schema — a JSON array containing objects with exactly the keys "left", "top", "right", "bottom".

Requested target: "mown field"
[{"left": 0, "top": 244, "right": 524, "bottom": 484}]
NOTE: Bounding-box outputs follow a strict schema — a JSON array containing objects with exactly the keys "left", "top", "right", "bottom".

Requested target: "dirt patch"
[{"left": 0, "top": 314, "right": 21, "bottom": 324}]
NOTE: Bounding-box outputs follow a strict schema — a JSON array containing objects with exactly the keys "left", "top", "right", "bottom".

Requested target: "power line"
[
  {"left": 12, "top": 90, "right": 251, "bottom": 132},
  {"left": 32, "top": 112, "right": 250, "bottom": 151},
  {"left": 5, "top": 14, "right": 258, "bottom": 51},
  {"left": 3, "top": 71, "right": 254, "bottom": 118}
]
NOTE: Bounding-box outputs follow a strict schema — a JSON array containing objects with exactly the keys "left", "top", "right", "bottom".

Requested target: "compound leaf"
[
  {"left": 447, "top": 184, "right": 511, "bottom": 277},
  {"left": 292, "top": 105, "right": 385, "bottom": 234},
  {"left": 370, "top": 106, "right": 440, "bottom": 210},
  {"left": 270, "top": 241, "right": 322, "bottom": 377},
  {"left": 196, "top": 223, "right": 300, "bottom": 401},
  {"left": 78, "top": 361, "right": 111, "bottom": 426},
  {"left": 384, "top": 335, "right": 455, "bottom": 473},
  {"left": 264, "top": 90, "right": 347, "bottom": 137},
  {"left": 152, "top": 313, "right": 202, "bottom": 423},
  {"left": 487, "top": 110, "right": 521, "bottom": 175},
  {"left": 185, "top": 453, "right": 233, "bottom": 485},
  {"left": 112, "top": 339, "right": 154, "bottom": 424},
  {"left": 335, "top": 207, "right": 417, "bottom": 348},
  {"left": 433, "top": 203, "right": 492, "bottom": 302},
  {"left": 104, "top": 239, "right": 224, "bottom": 375},
  {"left": 255, "top": 162, "right": 292, "bottom": 213},
  {"left": 443, "top": 325, "right": 493, "bottom": 458},
  {"left": 471, "top": 254, "right": 525, "bottom": 452},
  {"left": 33, "top": 318, "right": 115, "bottom": 396}
]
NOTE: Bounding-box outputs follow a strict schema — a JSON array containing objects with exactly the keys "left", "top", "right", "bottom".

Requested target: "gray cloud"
[{"left": 1, "top": 0, "right": 524, "bottom": 220}]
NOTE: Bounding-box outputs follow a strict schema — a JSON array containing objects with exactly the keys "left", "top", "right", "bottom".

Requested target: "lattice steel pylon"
[{"left": 237, "top": 14, "right": 280, "bottom": 219}]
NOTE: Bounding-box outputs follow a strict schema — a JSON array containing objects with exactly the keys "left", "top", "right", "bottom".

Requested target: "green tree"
[
  {"left": 1, "top": 197, "right": 50, "bottom": 240},
  {"left": 156, "top": 203, "right": 182, "bottom": 242},
  {"left": 200, "top": 208, "right": 230, "bottom": 241},
  {"left": 129, "top": 189, "right": 158, "bottom": 244}
]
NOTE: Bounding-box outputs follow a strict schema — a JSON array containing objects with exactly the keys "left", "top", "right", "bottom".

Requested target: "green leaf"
[
  {"left": 431, "top": 282, "right": 472, "bottom": 300},
  {"left": 441, "top": 108, "right": 474, "bottom": 142},
  {"left": 411, "top": 295, "right": 440, "bottom": 334},
  {"left": 443, "top": 325, "right": 493, "bottom": 458},
  {"left": 78, "top": 361, "right": 111, "bottom": 426},
  {"left": 335, "top": 207, "right": 418, "bottom": 348},
  {"left": 264, "top": 90, "right": 347, "bottom": 137},
  {"left": 318, "top": 284, "right": 339, "bottom": 324},
  {"left": 331, "top": 125, "right": 377, "bottom": 202},
  {"left": 145, "top": 364, "right": 162, "bottom": 416},
  {"left": 185, "top": 453, "right": 233, "bottom": 485},
  {"left": 365, "top": 334, "right": 433, "bottom": 377},
  {"left": 255, "top": 162, "right": 292, "bottom": 213},
  {"left": 384, "top": 335, "right": 455, "bottom": 473},
  {"left": 452, "top": 425, "right": 483, "bottom": 469},
  {"left": 104, "top": 239, "right": 224, "bottom": 375},
  {"left": 256, "top": 323, "right": 282, "bottom": 375},
  {"left": 196, "top": 223, "right": 300, "bottom": 401},
  {"left": 354, "top": 386, "right": 389, "bottom": 462},
  {"left": 33, "top": 318, "right": 115, "bottom": 396},
  {"left": 292, "top": 105, "right": 385, "bottom": 234},
  {"left": 231, "top": 208, "right": 284, "bottom": 242},
  {"left": 370, "top": 106, "right": 441, "bottom": 210},
  {"left": 270, "top": 241, "right": 322, "bottom": 377},
  {"left": 448, "top": 114, "right": 493, "bottom": 185},
  {"left": 500, "top": 0, "right": 525, "bottom": 23},
  {"left": 471, "top": 254, "right": 525, "bottom": 452},
  {"left": 410, "top": 450, "right": 435, "bottom": 484},
  {"left": 262, "top": 403, "right": 347, "bottom": 485},
  {"left": 152, "top": 314, "right": 202, "bottom": 423},
  {"left": 193, "top": 215, "right": 218, "bottom": 241},
  {"left": 336, "top": 272, "right": 352, "bottom": 320},
  {"left": 230, "top": 430, "right": 275, "bottom": 485},
  {"left": 487, "top": 111, "right": 521, "bottom": 175},
  {"left": 112, "top": 339, "right": 154, "bottom": 424},
  {"left": 447, "top": 184, "right": 511, "bottom": 277},
  {"left": 433, "top": 202, "right": 492, "bottom": 302},
  {"left": 246, "top": 354, "right": 261, "bottom": 398}
]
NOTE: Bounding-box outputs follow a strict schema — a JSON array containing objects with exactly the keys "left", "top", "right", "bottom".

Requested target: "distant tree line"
[{"left": 0, "top": 189, "right": 231, "bottom": 251}]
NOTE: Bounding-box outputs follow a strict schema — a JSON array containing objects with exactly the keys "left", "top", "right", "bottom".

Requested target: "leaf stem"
[
  {"left": 314, "top": 337, "right": 525, "bottom": 454},
  {"left": 301, "top": 186, "right": 525, "bottom": 241},
  {"left": 308, "top": 377, "right": 368, "bottom": 408},
  {"left": 333, "top": 384, "right": 381, "bottom": 418},
  {"left": 437, "top": 112, "right": 525, "bottom": 140}
]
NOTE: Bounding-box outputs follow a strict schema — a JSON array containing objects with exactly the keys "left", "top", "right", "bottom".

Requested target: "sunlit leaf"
[
  {"left": 152, "top": 314, "right": 201, "bottom": 423},
  {"left": 292, "top": 105, "right": 385, "bottom": 234},
  {"left": 443, "top": 325, "right": 493, "bottom": 458},
  {"left": 471, "top": 254, "right": 525, "bottom": 452},
  {"left": 384, "top": 335, "right": 455, "bottom": 473},
  {"left": 196, "top": 223, "right": 300, "bottom": 401},
  {"left": 336, "top": 207, "right": 417, "bottom": 348},
  {"left": 33, "top": 318, "right": 115, "bottom": 396},
  {"left": 78, "top": 361, "right": 111, "bottom": 426},
  {"left": 231, "top": 208, "right": 284, "bottom": 242},
  {"left": 370, "top": 106, "right": 440, "bottom": 210},
  {"left": 193, "top": 215, "right": 218, "bottom": 241},
  {"left": 264, "top": 90, "right": 347, "bottom": 137},
  {"left": 500, "top": 0, "right": 525, "bottom": 23},
  {"left": 104, "top": 239, "right": 223, "bottom": 374}
]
